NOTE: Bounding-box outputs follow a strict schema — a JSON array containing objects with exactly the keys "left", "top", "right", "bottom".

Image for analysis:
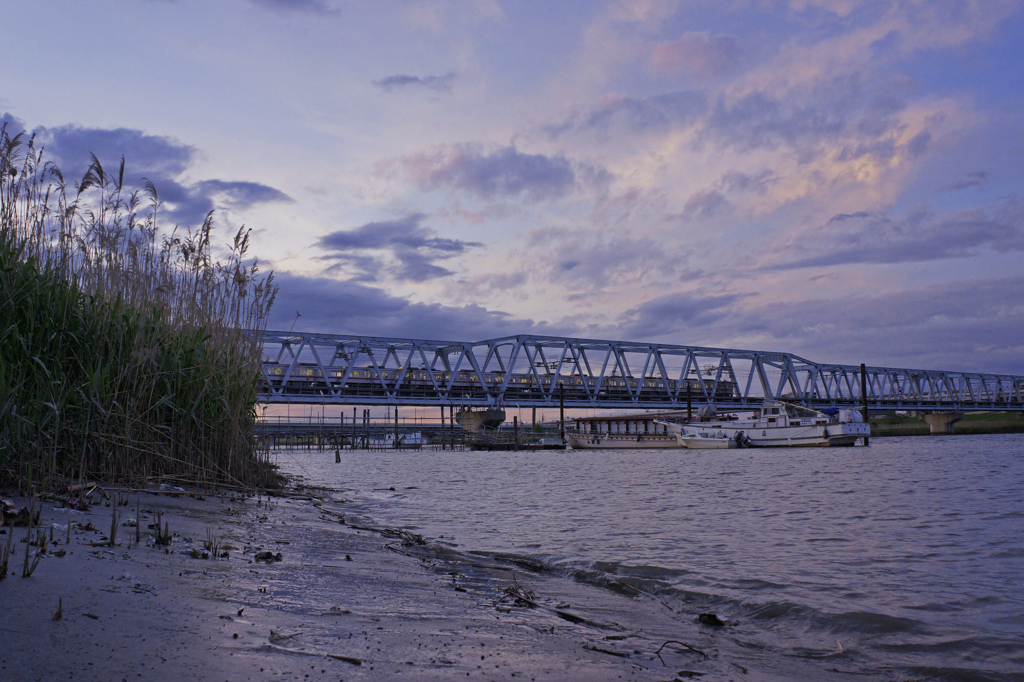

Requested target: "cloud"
[
  {"left": 401, "top": 145, "right": 577, "bottom": 201},
  {"left": 246, "top": 0, "right": 337, "bottom": 13},
  {"left": 373, "top": 73, "right": 457, "bottom": 93},
  {"left": 649, "top": 31, "right": 740, "bottom": 80},
  {"left": 615, "top": 291, "right": 744, "bottom": 339},
  {"left": 41, "top": 123, "right": 196, "bottom": 179},
  {"left": 1, "top": 112, "right": 27, "bottom": 137},
  {"left": 318, "top": 213, "right": 482, "bottom": 282},
  {"left": 683, "top": 189, "right": 729, "bottom": 219},
  {"left": 23, "top": 120, "right": 292, "bottom": 227},
  {"left": 765, "top": 198, "right": 1024, "bottom": 269},
  {"left": 546, "top": 90, "right": 708, "bottom": 138},
  {"left": 196, "top": 180, "right": 294, "bottom": 208},
  {"left": 942, "top": 171, "right": 989, "bottom": 192},
  {"left": 524, "top": 226, "right": 684, "bottom": 291},
  {"left": 268, "top": 271, "right": 551, "bottom": 341},
  {"left": 593, "top": 276, "right": 1024, "bottom": 374},
  {"left": 732, "top": 276, "right": 1024, "bottom": 374},
  {"left": 680, "top": 170, "right": 779, "bottom": 220}
]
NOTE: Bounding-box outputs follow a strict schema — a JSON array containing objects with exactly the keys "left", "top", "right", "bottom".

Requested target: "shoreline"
[{"left": 0, "top": 478, "right": 744, "bottom": 681}]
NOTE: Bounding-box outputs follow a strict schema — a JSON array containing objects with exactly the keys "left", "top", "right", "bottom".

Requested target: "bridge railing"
[{"left": 254, "top": 331, "right": 1024, "bottom": 411}]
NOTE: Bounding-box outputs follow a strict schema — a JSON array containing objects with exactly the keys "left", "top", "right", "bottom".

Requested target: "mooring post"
[
  {"left": 513, "top": 416, "right": 519, "bottom": 451},
  {"left": 686, "top": 383, "right": 692, "bottom": 422},
  {"left": 860, "top": 363, "right": 870, "bottom": 446},
  {"left": 394, "top": 406, "right": 399, "bottom": 449},
  {"left": 440, "top": 406, "right": 446, "bottom": 450}
]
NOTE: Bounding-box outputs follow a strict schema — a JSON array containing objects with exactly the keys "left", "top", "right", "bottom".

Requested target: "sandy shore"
[{"left": 0, "top": 479, "right": 736, "bottom": 681}]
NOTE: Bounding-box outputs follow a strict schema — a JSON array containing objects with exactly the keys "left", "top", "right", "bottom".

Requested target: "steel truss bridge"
[{"left": 257, "top": 331, "right": 1024, "bottom": 412}]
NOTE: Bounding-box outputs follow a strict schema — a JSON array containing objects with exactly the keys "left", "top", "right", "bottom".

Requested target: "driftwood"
[
  {"left": 582, "top": 642, "right": 630, "bottom": 658},
  {"left": 655, "top": 639, "right": 707, "bottom": 662}
]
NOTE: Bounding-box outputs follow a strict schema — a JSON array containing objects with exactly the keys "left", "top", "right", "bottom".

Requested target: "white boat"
[
  {"left": 677, "top": 427, "right": 738, "bottom": 449},
  {"left": 566, "top": 413, "right": 682, "bottom": 449},
  {"left": 662, "top": 401, "right": 869, "bottom": 447}
]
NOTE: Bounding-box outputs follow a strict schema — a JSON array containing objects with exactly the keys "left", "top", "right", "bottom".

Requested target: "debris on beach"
[
  {"left": 269, "top": 628, "right": 298, "bottom": 643},
  {"left": 582, "top": 641, "right": 630, "bottom": 658},
  {"left": 255, "top": 550, "right": 283, "bottom": 563},
  {"left": 697, "top": 612, "right": 728, "bottom": 627},
  {"left": 1, "top": 500, "right": 40, "bottom": 527},
  {"left": 322, "top": 604, "right": 351, "bottom": 616},
  {"left": 500, "top": 582, "right": 537, "bottom": 608}
]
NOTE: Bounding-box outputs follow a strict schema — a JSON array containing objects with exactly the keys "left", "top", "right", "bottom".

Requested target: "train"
[{"left": 261, "top": 363, "right": 736, "bottom": 401}]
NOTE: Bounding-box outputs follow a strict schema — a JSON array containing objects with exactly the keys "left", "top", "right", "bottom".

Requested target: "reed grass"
[{"left": 0, "top": 123, "right": 278, "bottom": 489}]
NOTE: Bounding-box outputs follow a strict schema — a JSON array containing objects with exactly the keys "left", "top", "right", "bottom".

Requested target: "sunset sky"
[{"left": 4, "top": 0, "right": 1023, "bottom": 374}]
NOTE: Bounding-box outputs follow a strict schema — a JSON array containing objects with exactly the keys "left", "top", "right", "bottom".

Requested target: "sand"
[{"left": 0, "top": 480, "right": 730, "bottom": 681}]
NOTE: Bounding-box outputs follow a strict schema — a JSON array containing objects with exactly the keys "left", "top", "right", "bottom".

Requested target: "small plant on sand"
[
  {"left": 153, "top": 513, "right": 172, "bottom": 546},
  {"left": 108, "top": 497, "right": 122, "bottom": 547},
  {"left": 202, "top": 528, "right": 224, "bottom": 559},
  {"left": 0, "top": 526, "right": 13, "bottom": 579},
  {"left": 21, "top": 500, "right": 47, "bottom": 577}
]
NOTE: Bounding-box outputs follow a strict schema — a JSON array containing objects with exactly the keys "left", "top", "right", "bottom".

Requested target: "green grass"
[{"left": 1, "top": 123, "right": 278, "bottom": 489}]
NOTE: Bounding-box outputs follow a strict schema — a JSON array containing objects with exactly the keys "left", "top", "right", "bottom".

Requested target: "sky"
[{"left": 3, "top": 0, "right": 1024, "bottom": 375}]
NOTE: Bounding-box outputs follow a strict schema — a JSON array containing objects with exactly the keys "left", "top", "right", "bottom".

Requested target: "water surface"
[{"left": 280, "top": 434, "right": 1024, "bottom": 680}]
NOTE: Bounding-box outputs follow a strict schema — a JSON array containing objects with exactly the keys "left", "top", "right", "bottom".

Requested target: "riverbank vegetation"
[
  {"left": 0, "top": 124, "right": 278, "bottom": 489},
  {"left": 870, "top": 411, "right": 1024, "bottom": 437}
]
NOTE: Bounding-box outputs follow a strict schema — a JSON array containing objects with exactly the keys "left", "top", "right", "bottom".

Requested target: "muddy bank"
[{"left": 0, "top": 480, "right": 782, "bottom": 681}]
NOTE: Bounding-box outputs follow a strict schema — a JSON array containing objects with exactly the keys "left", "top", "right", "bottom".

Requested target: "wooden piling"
[{"left": 559, "top": 384, "right": 565, "bottom": 444}]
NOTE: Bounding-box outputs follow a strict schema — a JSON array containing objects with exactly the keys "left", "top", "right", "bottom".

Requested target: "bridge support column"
[{"left": 922, "top": 412, "right": 963, "bottom": 435}]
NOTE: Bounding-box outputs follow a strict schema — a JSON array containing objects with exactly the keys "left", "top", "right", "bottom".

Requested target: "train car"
[{"left": 261, "top": 362, "right": 736, "bottom": 401}]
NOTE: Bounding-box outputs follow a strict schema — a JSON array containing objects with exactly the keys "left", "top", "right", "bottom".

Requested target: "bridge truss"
[{"left": 257, "top": 331, "right": 1024, "bottom": 412}]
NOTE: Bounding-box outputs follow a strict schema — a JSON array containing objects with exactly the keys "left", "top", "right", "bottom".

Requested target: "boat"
[
  {"left": 661, "top": 401, "right": 869, "bottom": 447},
  {"left": 676, "top": 427, "right": 738, "bottom": 449},
  {"left": 455, "top": 407, "right": 506, "bottom": 433},
  {"left": 566, "top": 413, "right": 683, "bottom": 449}
]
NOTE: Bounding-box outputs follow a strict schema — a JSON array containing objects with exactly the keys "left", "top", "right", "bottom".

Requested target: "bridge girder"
[{"left": 255, "top": 331, "right": 1024, "bottom": 411}]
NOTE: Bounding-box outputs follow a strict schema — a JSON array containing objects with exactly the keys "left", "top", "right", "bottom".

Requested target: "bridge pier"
[{"left": 922, "top": 412, "right": 964, "bottom": 435}]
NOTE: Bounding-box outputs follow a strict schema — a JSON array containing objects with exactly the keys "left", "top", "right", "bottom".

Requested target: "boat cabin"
[{"left": 571, "top": 414, "right": 674, "bottom": 436}]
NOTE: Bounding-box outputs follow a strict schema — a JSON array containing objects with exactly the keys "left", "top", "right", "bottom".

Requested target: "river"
[{"left": 279, "top": 434, "right": 1024, "bottom": 680}]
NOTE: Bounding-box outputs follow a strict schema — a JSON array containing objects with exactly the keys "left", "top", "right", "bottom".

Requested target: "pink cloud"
[{"left": 649, "top": 31, "right": 739, "bottom": 80}]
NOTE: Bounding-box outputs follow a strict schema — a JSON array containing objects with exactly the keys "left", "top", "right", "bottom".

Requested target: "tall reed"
[{"left": 0, "top": 123, "right": 278, "bottom": 489}]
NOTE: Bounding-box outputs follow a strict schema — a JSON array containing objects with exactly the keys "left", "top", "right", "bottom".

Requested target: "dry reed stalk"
[{"left": 1, "top": 122, "right": 278, "bottom": 489}]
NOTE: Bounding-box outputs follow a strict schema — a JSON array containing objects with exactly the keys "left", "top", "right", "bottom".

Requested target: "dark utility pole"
[{"left": 860, "top": 363, "right": 870, "bottom": 446}]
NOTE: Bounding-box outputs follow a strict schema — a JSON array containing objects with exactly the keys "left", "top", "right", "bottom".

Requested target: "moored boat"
[
  {"left": 662, "top": 401, "right": 869, "bottom": 447},
  {"left": 677, "top": 427, "right": 738, "bottom": 449},
  {"left": 566, "top": 413, "right": 682, "bottom": 449}
]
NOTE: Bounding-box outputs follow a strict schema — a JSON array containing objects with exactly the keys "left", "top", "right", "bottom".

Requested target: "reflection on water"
[{"left": 280, "top": 434, "right": 1024, "bottom": 679}]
